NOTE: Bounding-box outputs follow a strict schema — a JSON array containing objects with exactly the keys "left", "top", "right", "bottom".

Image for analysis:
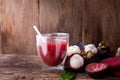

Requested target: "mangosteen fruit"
[
  {"left": 86, "top": 51, "right": 94, "bottom": 59},
  {"left": 69, "top": 54, "right": 84, "bottom": 70},
  {"left": 84, "top": 44, "right": 98, "bottom": 54},
  {"left": 65, "top": 53, "right": 84, "bottom": 71},
  {"left": 75, "top": 42, "right": 84, "bottom": 50},
  {"left": 86, "top": 63, "right": 108, "bottom": 79},
  {"left": 116, "top": 47, "right": 120, "bottom": 56},
  {"left": 87, "top": 53, "right": 101, "bottom": 63},
  {"left": 67, "top": 45, "right": 81, "bottom": 57},
  {"left": 98, "top": 41, "right": 110, "bottom": 55}
]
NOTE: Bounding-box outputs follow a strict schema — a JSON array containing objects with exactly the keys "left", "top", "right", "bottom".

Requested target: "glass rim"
[{"left": 36, "top": 33, "right": 69, "bottom": 38}]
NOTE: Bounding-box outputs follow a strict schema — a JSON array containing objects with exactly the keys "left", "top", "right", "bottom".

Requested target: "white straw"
[
  {"left": 33, "top": 25, "right": 42, "bottom": 36},
  {"left": 33, "top": 25, "right": 44, "bottom": 41}
]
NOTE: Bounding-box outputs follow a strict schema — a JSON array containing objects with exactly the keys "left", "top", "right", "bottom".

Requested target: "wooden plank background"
[
  {"left": 0, "top": 0, "right": 120, "bottom": 54},
  {"left": 0, "top": 0, "right": 38, "bottom": 54}
]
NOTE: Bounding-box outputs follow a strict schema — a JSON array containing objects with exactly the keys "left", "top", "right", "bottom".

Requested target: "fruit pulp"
[{"left": 86, "top": 63, "right": 107, "bottom": 72}]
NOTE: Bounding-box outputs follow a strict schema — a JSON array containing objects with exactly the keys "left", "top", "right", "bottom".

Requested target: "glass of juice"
[{"left": 36, "top": 33, "right": 69, "bottom": 70}]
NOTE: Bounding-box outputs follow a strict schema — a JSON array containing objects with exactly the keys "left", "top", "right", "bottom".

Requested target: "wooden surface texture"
[
  {"left": 0, "top": 0, "right": 120, "bottom": 54},
  {"left": 0, "top": 54, "right": 119, "bottom": 80},
  {"left": 0, "top": 0, "right": 38, "bottom": 54}
]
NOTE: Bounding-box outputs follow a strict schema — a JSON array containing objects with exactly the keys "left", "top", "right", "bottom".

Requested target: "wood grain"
[
  {"left": 1, "top": 0, "right": 39, "bottom": 54},
  {"left": 40, "top": 0, "right": 120, "bottom": 51},
  {"left": 0, "top": 0, "right": 2, "bottom": 54},
  {"left": 39, "top": 0, "right": 82, "bottom": 45},
  {"left": 0, "top": 0, "right": 120, "bottom": 54},
  {"left": 0, "top": 54, "right": 119, "bottom": 80},
  {"left": 82, "top": 0, "right": 120, "bottom": 51}
]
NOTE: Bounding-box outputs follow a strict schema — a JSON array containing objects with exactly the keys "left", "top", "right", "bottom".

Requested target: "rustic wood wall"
[
  {"left": 0, "top": 0, "right": 120, "bottom": 54},
  {"left": 0, "top": 0, "right": 39, "bottom": 54},
  {"left": 39, "top": 0, "right": 120, "bottom": 51}
]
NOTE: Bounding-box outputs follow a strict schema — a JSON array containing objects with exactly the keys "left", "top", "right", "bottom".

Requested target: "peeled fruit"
[
  {"left": 64, "top": 53, "right": 84, "bottom": 71},
  {"left": 116, "top": 47, "right": 120, "bottom": 56},
  {"left": 117, "top": 47, "right": 120, "bottom": 53},
  {"left": 86, "top": 63, "right": 108, "bottom": 79},
  {"left": 84, "top": 44, "right": 98, "bottom": 54},
  {"left": 67, "top": 45, "right": 81, "bottom": 57},
  {"left": 69, "top": 54, "right": 84, "bottom": 70}
]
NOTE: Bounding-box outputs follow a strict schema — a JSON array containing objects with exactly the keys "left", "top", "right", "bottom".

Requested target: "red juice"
[{"left": 38, "top": 40, "right": 67, "bottom": 66}]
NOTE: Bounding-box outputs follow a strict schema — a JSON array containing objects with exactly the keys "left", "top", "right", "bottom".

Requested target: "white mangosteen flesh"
[
  {"left": 70, "top": 54, "right": 84, "bottom": 69},
  {"left": 85, "top": 44, "right": 98, "bottom": 54},
  {"left": 67, "top": 45, "right": 81, "bottom": 56},
  {"left": 91, "top": 47, "right": 98, "bottom": 54}
]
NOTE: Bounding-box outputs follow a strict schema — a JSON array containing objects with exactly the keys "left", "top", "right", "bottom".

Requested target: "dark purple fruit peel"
[{"left": 86, "top": 63, "right": 108, "bottom": 79}]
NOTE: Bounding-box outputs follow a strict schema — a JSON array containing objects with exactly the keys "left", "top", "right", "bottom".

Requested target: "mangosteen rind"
[
  {"left": 86, "top": 63, "right": 109, "bottom": 79},
  {"left": 64, "top": 53, "right": 85, "bottom": 71},
  {"left": 75, "top": 42, "right": 84, "bottom": 50}
]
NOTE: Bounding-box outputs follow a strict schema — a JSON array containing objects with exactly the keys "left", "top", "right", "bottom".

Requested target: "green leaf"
[{"left": 60, "top": 69, "right": 77, "bottom": 80}]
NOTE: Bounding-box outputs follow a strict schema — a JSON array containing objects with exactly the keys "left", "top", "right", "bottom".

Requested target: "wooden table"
[{"left": 0, "top": 54, "right": 119, "bottom": 80}]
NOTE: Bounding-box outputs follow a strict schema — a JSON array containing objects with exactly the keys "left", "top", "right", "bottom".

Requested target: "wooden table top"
[{"left": 0, "top": 54, "right": 119, "bottom": 80}]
